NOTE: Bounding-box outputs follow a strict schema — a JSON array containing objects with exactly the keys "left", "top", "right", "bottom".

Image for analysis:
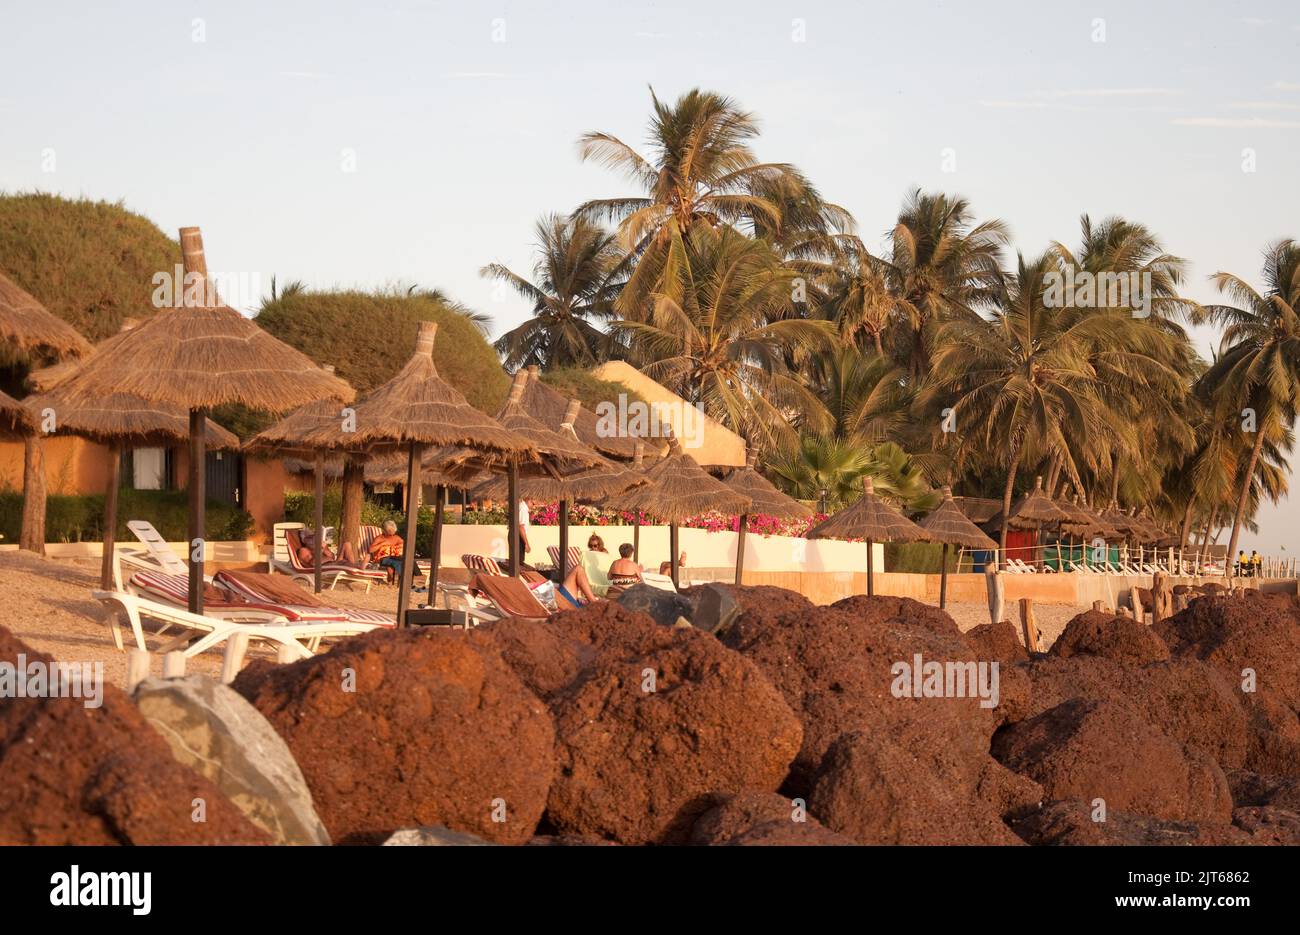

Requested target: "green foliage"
[
  {"left": 255, "top": 287, "right": 509, "bottom": 412},
  {"left": 885, "top": 541, "right": 958, "bottom": 574},
  {"left": 0, "top": 192, "right": 179, "bottom": 341},
  {"left": 0, "top": 490, "right": 253, "bottom": 543},
  {"left": 539, "top": 367, "right": 647, "bottom": 412}
]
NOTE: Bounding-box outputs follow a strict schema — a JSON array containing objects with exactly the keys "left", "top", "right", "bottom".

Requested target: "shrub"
[{"left": 0, "top": 490, "right": 254, "bottom": 543}]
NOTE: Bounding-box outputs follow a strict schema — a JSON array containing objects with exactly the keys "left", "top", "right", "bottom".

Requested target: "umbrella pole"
[
  {"left": 99, "top": 443, "right": 121, "bottom": 591},
  {"left": 187, "top": 408, "right": 206, "bottom": 616},
  {"left": 396, "top": 441, "right": 423, "bottom": 625},
  {"left": 670, "top": 522, "right": 680, "bottom": 589},
  {"left": 734, "top": 513, "right": 748, "bottom": 586},
  {"left": 558, "top": 499, "right": 570, "bottom": 583},
  {"left": 866, "top": 537, "right": 874, "bottom": 597},
  {"left": 633, "top": 514, "right": 640, "bottom": 564},
  {"left": 507, "top": 462, "right": 520, "bottom": 577},
  {"left": 313, "top": 451, "right": 325, "bottom": 594},
  {"left": 430, "top": 484, "right": 445, "bottom": 607},
  {"left": 939, "top": 541, "right": 948, "bottom": 609}
]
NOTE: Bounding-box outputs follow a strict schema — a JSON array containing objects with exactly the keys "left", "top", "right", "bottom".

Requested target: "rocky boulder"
[
  {"left": 1051, "top": 610, "right": 1170, "bottom": 664},
  {"left": 689, "top": 792, "right": 854, "bottom": 845}
]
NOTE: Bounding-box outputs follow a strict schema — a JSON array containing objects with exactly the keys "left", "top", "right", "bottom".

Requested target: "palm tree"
[
  {"left": 805, "top": 236, "right": 897, "bottom": 356},
  {"left": 614, "top": 221, "right": 833, "bottom": 447},
  {"left": 1192, "top": 240, "right": 1300, "bottom": 565},
  {"left": 767, "top": 437, "right": 937, "bottom": 511},
  {"left": 574, "top": 88, "right": 838, "bottom": 317},
  {"left": 883, "top": 189, "right": 1010, "bottom": 379},
  {"left": 481, "top": 213, "right": 622, "bottom": 369}
]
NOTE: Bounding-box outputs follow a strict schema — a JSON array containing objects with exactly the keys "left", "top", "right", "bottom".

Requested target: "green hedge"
[
  {"left": 885, "top": 541, "right": 960, "bottom": 574},
  {"left": 0, "top": 490, "right": 254, "bottom": 544}
]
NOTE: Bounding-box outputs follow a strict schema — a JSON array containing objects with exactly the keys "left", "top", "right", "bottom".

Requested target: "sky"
[{"left": 2, "top": 0, "right": 1298, "bottom": 550}]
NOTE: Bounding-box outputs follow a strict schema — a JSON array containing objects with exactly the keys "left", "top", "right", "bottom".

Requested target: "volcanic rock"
[
  {"left": 1010, "top": 800, "right": 1245, "bottom": 846},
  {"left": 965, "top": 620, "right": 1030, "bottom": 663},
  {"left": 689, "top": 792, "right": 854, "bottom": 845},
  {"left": 1051, "top": 610, "right": 1170, "bottom": 664}
]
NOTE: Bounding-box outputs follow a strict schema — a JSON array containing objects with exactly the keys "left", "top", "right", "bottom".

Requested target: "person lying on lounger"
[
  {"left": 296, "top": 529, "right": 360, "bottom": 566},
  {"left": 551, "top": 562, "right": 598, "bottom": 606}
]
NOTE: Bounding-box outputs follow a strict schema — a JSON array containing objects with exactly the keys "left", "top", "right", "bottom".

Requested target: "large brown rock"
[
  {"left": 1051, "top": 610, "right": 1170, "bottom": 664},
  {"left": 809, "top": 730, "right": 1023, "bottom": 844},
  {"left": 1226, "top": 769, "right": 1300, "bottom": 810},
  {"left": 966, "top": 620, "right": 1030, "bottom": 663},
  {"left": 689, "top": 792, "right": 854, "bottom": 845},
  {"left": 233, "top": 627, "right": 555, "bottom": 845},
  {"left": 1011, "top": 800, "right": 1246, "bottom": 846},
  {"left": 991, "top": 698, "right": 1232, "bottom": 824},
  {"left": 0, "top": 627, "right": 266, "bottom": 845}
]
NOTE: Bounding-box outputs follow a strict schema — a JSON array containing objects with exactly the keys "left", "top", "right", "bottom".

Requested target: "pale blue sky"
[{"left": 2, "top": 0, "right": 1298, "bottom": 550}]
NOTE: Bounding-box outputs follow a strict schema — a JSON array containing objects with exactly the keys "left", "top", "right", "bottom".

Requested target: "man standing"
[{"left": 517, "top": 498, "right": 531, "bottom": 562}]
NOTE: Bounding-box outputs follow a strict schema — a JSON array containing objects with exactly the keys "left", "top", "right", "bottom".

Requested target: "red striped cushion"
[
  {"left": 461, "top": 554, "right": 503, "bottom": 576},
  {"left": 547, "top": 545, "right": 583, "bottom": 569}
]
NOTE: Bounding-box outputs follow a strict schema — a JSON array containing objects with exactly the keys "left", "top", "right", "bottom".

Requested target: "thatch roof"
[
  {"left": 714, "top": 450, "right": 811, "bottom": 519},
  {"left": 0, "top": 271, "right": 92, "bottom": 361},
  {"left": 0, "top": 389, "right": 37, "bottom": 439},
  {"left": 518, "top": 365, "right": 666, "bottom": 461},
  {"left": 23, "top": 391, "right": 238, "bottom": 448},
  {"left": 494, "top": 372, "right": 606, "bottom": 468},
  {"left": 952, "top": 496, "right": 1002, "bottom": 523},
  {"left": 469, "top": 419, "right": 646, "bottom": 503},
  {"left": 296, "top": 321, "right": 534, "bottom": 460},
  {"left": 807, "top": 476, "right": 932, "bottom": 543},
  {"left": 918, "top": 486, "right": 996, "bottom": 549},
  {"left": 1100, "top": 501, "right": 1143, "bottom": 536},
  {"left": 49, "top": 228, "right": 353, "bottom": 412},
  {"left": 1054, "top": 496, "right": 1120, "bottom": 539},
  {"left": 613, "top": 436, "right": 750, "bottom": 524},
  {"left": 985, "top": 476, "right": 1070, "bottom": 531}
]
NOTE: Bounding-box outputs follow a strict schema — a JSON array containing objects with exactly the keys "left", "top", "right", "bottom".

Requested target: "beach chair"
[
  {"left": 640, "top": 571, "right": 678, "bottom": 592},
  {"left": 462, "top": 553, "right": 506, "bottom": 576},
  {"left": 270, "top": 523, "right": 388, "bottom": 591},
  {"left": 213, "top": 570, "right": 396, "bottom": 628},
  {"left": 546, "top": 545, "right": 583, "bottom": 571}
]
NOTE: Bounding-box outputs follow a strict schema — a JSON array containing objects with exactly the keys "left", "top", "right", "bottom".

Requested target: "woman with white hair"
[{"left": 365, "top": 519, "right": 406, "bottom": 583}]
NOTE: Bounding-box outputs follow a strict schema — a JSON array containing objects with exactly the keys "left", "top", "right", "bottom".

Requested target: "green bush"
[
  {"left": 0, "top": 490, "right": 254, "bottom": 544},
  {"left": 885, "top": 541, "right": 959, "bottom": 574}
]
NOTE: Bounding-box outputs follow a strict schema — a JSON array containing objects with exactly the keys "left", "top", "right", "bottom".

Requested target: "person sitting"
[
  {"left": 365, "top": 520, "right": 406, "bottom": 583},
  {"left": 587, "top": 533, "right": 608, "bottom": 554},
  {"left": 659, "top": 550, "right": 687, "bottom": 577},
  {"left": 606, "top": 543, "right": 642, "bottom": 595},
  {"left": 552, "top": 562, "right": 598, "bottom": 607}
]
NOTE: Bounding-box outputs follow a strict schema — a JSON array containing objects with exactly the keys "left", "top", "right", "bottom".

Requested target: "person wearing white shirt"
[{"left": 516, "top": 499, "right": 531, "bottom": 559}]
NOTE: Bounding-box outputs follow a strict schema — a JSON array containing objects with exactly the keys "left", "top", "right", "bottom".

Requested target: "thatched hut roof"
[
  {"left": 714, "top": 450, "right": 812, "bottom": 519},
  {"left": 1054, "top": 496, "right": 1120, "bottom": 539},
  {"left": 470, "top": 417, "right": 646, "bottom": 503},
  {"left": 613, "top": 436, "right": 750, "bottom": 524},
  {"left": 296, "top": 321, "right": 534, "bottom": 460},
  {"left": 1100, "top": 501, "right": 1143, "bottom": 536},
  {"left": 0, "top": 271, "right": 92, "bottom": 361},
  {"left": 918, "top": 486, "right": 996, "bottom": 549},
  {"left": 984, "top": 476, "right": 1070, "bottom": 531},
  {"left": 494, "top": 373, "right": 606, "bottom": 468},
  {"left": 518, "top": 365, "right": 666, "bottom": 461},
  {"left": 49, "top": 228, "right": 353, "bottom": 412},
  {"left": 23, "top": 391, "right": 238, "bottom": 448},
  {"left": 952, "top": 496, "right": 1002, "bottom": 524},
  {"left": 0, "top": 389, "right": 37, "bottom": 439},
  {"left": 807, "top": 476, "right": 932, "bottom": 543}
]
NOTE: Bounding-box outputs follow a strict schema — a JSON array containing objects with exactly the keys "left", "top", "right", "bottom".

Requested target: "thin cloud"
[
  {"left": 1171, "top": 116, "right": 1300, "bottom": 128},
  {"left": 1273, "top": 81, "right": 1300, "bottom": 91},
  {"left": 445, "top": 71, "right": 512, "bottom": 79},
  {"left": 977, "top": 99, "right": 1049, "bottom": 109},
  {"left": 279, "top": 70, "right": 328, "bottom": 79},
  {"left": 1032, "top": 88, "right": 1181, "bottom": 98},
  {"left": 1231, "top": 101, "right": 1300, "bottom": 111},
  {"left": 1241, "top": 17, "right": 1272, "bottom": 26}
]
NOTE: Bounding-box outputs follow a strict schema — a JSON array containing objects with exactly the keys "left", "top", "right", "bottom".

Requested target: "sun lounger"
[
  {"left": 640, "top": 571, "right": 678, "bottom": 592},
  {"left": 213, "top": 569, "right": 396, "bottom": 627},
  {"left": 546, "top": 545, "right": 584, "bottom": 571},
  {"left": 270, "top": 523, "right": 388, "bottom": 591}
]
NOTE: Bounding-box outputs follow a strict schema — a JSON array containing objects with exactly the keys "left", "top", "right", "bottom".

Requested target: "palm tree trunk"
[
  {"left": 999, "top": 439, "right": 1023, "bottom": 570},
  {"left": 1108, "top": 460, "right": 1120, "bottom": 507},
  {"left": 19, "top": 435, "right": 46, "bottom": 555},
  {"left": 1178, "top": 496, "right": 1195, "bottom": 550},
  {"left": 1225, "top": 427, "right": 1267, "bottom": 576},
  {"left": 872, "top": 331, "right": 883, "bottom": 358}
]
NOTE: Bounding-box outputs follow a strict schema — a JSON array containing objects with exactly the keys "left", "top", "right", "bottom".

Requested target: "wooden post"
[
  {"left": 99, "top": 443, "right": 122, "bottom": 590},
  {"left": 313, "top": 451, "right": 325, "bottom": 593},
  {"left": 632, "top": 513, "right": 640, "bottom": 564},
  {"left": 1092, "top": 600, "right": 1104, "bottom": 612},
  {"left": 1129, "top": 585, "right": 1144, "bottom": 624},
  {"left": 19, "top": 435, "right": 47, "bottom": 555},
  {"left": 558, "top": 498, "right": 570, "bottom": 584},
  {"left": 938, "top": 541, "right": 950, "bottom": 609},
  {"left": 506, "top": 462, "right": 520, "bottom": 577},
  {"left": 430, "top": 484, "right": 445, "bottom": 606},
  {"left": 220, "top": 632, "right": 248, "bottom": 684},
  {"left": 396, "top": 440, "right": 424, "bottom": 625},
  {"left": 187, "top": 408, "right": 207, "bottom": 615},
  {"left": 734, "top": 513, "right": 748, "bottom": 586},
  {"left": 126, "top": 648, "right": 151, "bottom": 693},
  {"left": 1019, "top": 597, "right": 1040, "bottom": 652},
  {"left": 865, "top": 537, "right": 875, "bottom": 597},
  {"left": 985, "top": 567, "right": 1004, "bottom": 626},
  {"left": 162, "top": 651, "right": 186, "bottom": 679},
  {"left": 670, "top": 523, "right": 680, "bottom": 589},
  {"left": 1152, "top": 571, "right": 1170, "bottom": 624}
]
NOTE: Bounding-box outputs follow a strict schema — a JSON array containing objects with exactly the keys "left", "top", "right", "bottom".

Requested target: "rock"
[
  {"left": 1010, "top": 800, "right": 1245, "bottom": 846},
  {"left": 1230, "top": 806, "right": 1300, "bottom": 844},
  {"left": 615, "top": 584, "right": 693, "bottom": 628},
  {"left": 134, "top": 675, "right": 330, "bottom": 845},
  {"left": 545, "top": 626, "right": 802, "bottom": 845},
  {"left": 1226, "top": 770, "right": 1300, "bottom": 810},
  {"left": 1051, "top": 610, "right": 1170, "bottom": 664},
  {"left": 809, "top": 731, "right": 1023, "bottom": 844},
  {"left": 526, "top": 834, "right": 619, "bottom": 846},
  {"left": 689, "top": 792, "right": 854, "bottom": 845},
  {"left": 1241, "top": 689, "right": 1300, "bottom": 777},
  {"left": 991, "top": 698, "right": 1232, "bottom": 824},
  {"left": 965, "top": 620, "right": 1030, "bottom": 663},
  {"left": 0, "top": 627, "right": 267, "bottom": 845},
  {"left": 681, "top": 583, "right": 741, "bottom": 635},
  {"left": 234, "top": 627, "right": 555, "bottom": 845},
  {"left": 383, "top": 826, "right": 497, "bottom": 846}
]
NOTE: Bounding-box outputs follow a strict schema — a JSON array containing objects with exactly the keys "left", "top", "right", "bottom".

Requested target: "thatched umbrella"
[
  {"left": 26, "top": 387, "right": 239, "bottom": 589},
  {"left": 0, "top": 390, "right": 37, "bottom": 439},
  {"left": 293, "top": 321, "right": 535, "bottom": 621},
  {"left": 807, "top": 476, "right": 931, "bottom": 596},
  {"left": 517, "top": 365, "right": 665, "bottom": 461},
  {"left": 917, "top": 486, "right": 996, "bottom": 608},
  {"left": 717, "top": 448, "right": 812, "bottom": 585},
  {"left": 49, "top": 227, "right": 353, "bottom": 613},
  {"left": 1, "top": 271, "right": 92, "bottom": 555},
  {"left": 986, "top": 476, "right": 1069, "bottom": 568},
  {"left": 1051, "top": 495, "right": 1120, "bottom": 568},
  {"left": 615, "top": 435, "right": 750, "bottom": 588}
]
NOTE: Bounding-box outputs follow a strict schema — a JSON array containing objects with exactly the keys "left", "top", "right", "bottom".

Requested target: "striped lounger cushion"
[
  {"left": 130, "top": 571, "right": 350, "bottom": 623},
  {"left": 215, "top": 571, "right": 395, "bottom": 628},
  {"left": 462, "top": 554, "right": 504, "bottom": 576},
  {"left": 547, "top": 546, "right": 583, "bottom": 570}
]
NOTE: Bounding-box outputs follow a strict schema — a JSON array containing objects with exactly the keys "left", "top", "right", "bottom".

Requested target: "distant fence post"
[{"left": 985, "top": 567, "right": 1004, "bottom": 626}]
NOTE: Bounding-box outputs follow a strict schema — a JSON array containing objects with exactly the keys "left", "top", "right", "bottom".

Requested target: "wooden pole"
[
  {"left": 1019, "top": 597, "right": 1040, "bottom": 652},
  {"left": 507, "top": 462, "right": 520, "bottom": 577},
  {"left": 558, "top": 498, "right": 570, "bottom": 583},
  {"left": 1129, "top": 585, "right": 1144, "bottom": 624},
  {"left": 430, "top": 484, "right": 445, "bottom": 606},
  {"left": 99, "top": 443, "right": 121, "bottom": 590},
  {"left": 396, "top": 441, "right": 424, "bottom": 625},
  {"left": 313, "top": 450, "right": 325, "bottom": 594},
  {"left": 670, "top": 522, "right": 680, "bottom": 589},
  {"left": 985, "top": 566, "right": 1003, "bottom": 625},
  {"left": 866, "top": 537, "right": 875, "bottom": 597},
  {"left": 734, "top": 513, "right": 748, "bottom": 586},
  {"left": 19, "top": 435, "right": 48, "bottom": 554},
  {"left": 187, "top": 408, "right": 206, "bottom": 615},
  {"left": 939, "top": 541, "right": 949, "bottom": 609},
  {"left": 633, "top": 513, "right": 640, "bottom": 564},
  {"left": 1152, "top": 571, "right": 1170, "bottom": 624}
]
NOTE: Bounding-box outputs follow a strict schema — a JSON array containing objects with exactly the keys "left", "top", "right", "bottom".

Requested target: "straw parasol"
[
  {"left": 807, "top": 476, "right": 931, "bottom": 596},
  {"left": 717, "top": 448, "right": 812, "bottom": 585},
  {"left": 291, "top": 320, "right": 536, "bottom": 621},
  {"left": 917, "top": 486, "right": 996, "bottom": 608},
  {"left": 0, "top": 271, "right": 92, "bottom": 361},
  {"left": 48, "top": 227, "right": 354, "bottom": 614},
  {"left": 26, "top": 382, "right": 239, "bottom": 589},
  {"left": 517, "top": 365, "right": 666, "bottom": 461},
  {"left": 984, "top": 476, "right": 1069, "bottom": 568},
  {"left": 0, "top": 390, "right": 37, "bottom": 439},
  {"left": 615, "top": 434, "right": 750, "bottom": 588}
]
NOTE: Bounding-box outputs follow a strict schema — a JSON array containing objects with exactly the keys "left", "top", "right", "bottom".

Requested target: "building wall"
[{"left": 0, "top": 436, "right": 117, "bottom": 495}]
